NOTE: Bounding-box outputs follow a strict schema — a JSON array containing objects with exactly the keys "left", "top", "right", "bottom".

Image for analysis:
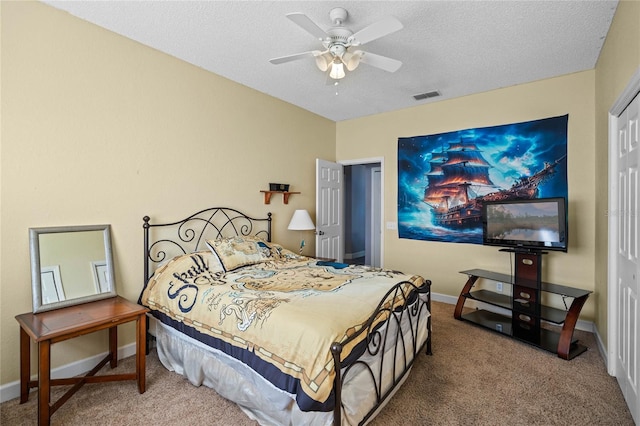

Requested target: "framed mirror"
[{"left": 29, "top": 224, "right": 117, "bottom": 313}]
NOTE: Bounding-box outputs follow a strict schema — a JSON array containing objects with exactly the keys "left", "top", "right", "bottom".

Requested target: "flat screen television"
[{"left": 482, "top": 197, "right": 568, "bottom": 252}]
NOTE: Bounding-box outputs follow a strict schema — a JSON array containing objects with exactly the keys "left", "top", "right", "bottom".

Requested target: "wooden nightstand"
[{"left": 15, "top": 296, "right": 149, "bottom": 425}]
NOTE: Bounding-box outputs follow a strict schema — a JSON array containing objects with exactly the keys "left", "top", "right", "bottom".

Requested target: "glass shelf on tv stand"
[{"left": 454, "top": 267, "right": 592, "bottom": 360}]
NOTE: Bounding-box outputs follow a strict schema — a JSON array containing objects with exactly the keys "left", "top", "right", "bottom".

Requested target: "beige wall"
[
  {"left": 338, "top": 71, "right": 597, "bottom": 317},
  {"left": 336, "top": 0, "right": 639, "bottom": 352},
  {"left": 1, "top": 0, "right": 638, "bottom": 391},
  {"left": 0, "top": 2, "right": 334, "bottom": 386},
  {"left": 594, "top": 0, "right": 640, "bottom": 348}
]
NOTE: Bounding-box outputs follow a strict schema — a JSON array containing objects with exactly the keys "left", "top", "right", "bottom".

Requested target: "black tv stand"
[{"left": 454, "top": 251, "right": 592, "bottom": 360}]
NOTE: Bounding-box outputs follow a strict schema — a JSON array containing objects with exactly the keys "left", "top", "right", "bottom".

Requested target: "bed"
[{"left": 139, "top": 207, "right": 432, "bottom": 425}]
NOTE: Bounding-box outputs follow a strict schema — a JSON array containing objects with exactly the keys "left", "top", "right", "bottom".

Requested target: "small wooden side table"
[{"left": 15, "top": 296, "right": 149, "bottom": 425}]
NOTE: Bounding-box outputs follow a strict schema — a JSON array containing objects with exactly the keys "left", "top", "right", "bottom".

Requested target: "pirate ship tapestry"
[{"left": 397, "top": 115, "right": 568, "bottom": 244}]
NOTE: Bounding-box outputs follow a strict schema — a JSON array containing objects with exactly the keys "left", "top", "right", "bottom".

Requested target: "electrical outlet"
[{"left": 496, "top": 282, "right": 503, "bottom": 292}]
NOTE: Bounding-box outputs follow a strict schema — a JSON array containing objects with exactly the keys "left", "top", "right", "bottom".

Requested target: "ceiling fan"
[{"left": 269, "top": 7, "right": 403, "bottom": 81}]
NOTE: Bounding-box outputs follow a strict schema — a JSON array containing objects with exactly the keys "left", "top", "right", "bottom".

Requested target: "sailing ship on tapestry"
[{"left": 398, "top": 114, "right": 568, "bottom": 244}]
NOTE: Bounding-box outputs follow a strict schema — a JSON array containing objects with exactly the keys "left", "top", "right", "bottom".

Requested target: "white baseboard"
[
  {"left": 593, "top": 325, "right": 609, "bottom": 368},
  {"left": 0, "top": 342, "right": 137, "bottom": 404},
  {"left": 431, "top": 292, "right": 459, "bottom": 305}
]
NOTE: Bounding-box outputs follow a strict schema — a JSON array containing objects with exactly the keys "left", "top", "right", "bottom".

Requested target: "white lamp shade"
[
  {"left": 287, "top": 209, "right": 315, "bottom": 230},
  {"left": 315, "top": 54, "right": 330, "bottom": 72},
  {"left": 329, "top": 60, "right": 346, "bottom": 80},
  {"left": 343, "top": 50, "right": 363, "bottom": 71}
]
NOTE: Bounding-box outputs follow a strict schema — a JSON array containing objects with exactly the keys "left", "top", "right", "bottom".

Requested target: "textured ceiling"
[{"left": 42, "top": 1, "right": 619, "bottom": 122}]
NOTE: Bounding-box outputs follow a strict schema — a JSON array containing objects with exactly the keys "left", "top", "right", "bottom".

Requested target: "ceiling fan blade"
[
  {"left": 349, "top": 16, "right": 403, "bottom": 46},
  {"left": 359, "top": 51, "right": 403, "bottom": 73},
  {"left": 286, "top": 12, "right": 327, "bottom": 40},
  {"left": 269, "top": 51, "right": 321, "bottom": 65}
]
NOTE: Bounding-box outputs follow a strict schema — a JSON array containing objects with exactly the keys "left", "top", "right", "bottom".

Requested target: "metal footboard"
[{"left": 331, "top": 279, "right": 432, "bottom": 425}]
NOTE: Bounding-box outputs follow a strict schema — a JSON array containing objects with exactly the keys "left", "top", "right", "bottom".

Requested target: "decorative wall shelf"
[{"left": 260, "top": 190, "right": 300, "bottom": 205}]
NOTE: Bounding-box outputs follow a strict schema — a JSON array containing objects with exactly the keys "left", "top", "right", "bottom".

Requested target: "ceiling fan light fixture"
[
  {"left": 271, "top": 8, "right": 404, "bottom": 82},
  {"left": 329, "top": 59, "right": 346, "bottom": 79},
  {"left": 315, "top": 54, "right": 330, "bottom": 72},
  {"left": 343, "top": 50, "right": 363, "bottom": 71}
]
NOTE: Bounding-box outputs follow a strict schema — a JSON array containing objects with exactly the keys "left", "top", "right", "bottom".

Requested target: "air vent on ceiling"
[{"left": 413, "top": 90, "right": 441, "bottom": 101}]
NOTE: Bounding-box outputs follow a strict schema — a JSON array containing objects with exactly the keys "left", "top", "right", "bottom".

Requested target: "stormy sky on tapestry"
[{"left": 397, "top": 114, "right": 568, "bottom": 244}]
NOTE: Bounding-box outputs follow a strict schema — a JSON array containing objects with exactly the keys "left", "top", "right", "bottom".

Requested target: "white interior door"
[
  {"left": 316, "top": 159, "right": 344, "bottom": 261},
  {"left": 614, "top": 92, "right": 640, "bottom": 423}
]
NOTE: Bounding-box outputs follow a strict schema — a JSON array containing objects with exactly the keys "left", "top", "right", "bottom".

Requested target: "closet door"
[{"left": 615, "top": 93, "right": 639, "bottom": 423}]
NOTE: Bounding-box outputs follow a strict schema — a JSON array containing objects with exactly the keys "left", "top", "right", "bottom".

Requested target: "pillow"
[
  {"left": 267, "top": 243, "right": 307, "bottom": 261},
  {"left": 140, "top": 250, "right": 225, "bottom": 313},
  {"left": 147, "top": 250, "right": 224, "bottom": 288},
  {"left": 206, "top": 235, "right": 275, "bottom": 272}
]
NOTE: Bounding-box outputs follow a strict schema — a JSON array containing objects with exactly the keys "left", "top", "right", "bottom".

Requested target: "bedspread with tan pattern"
[{"left": 140, "top": 248, "right": 426, "bottom": 411}]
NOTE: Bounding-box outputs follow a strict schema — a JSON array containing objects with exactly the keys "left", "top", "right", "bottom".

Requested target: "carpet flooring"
[{"left": 1, "top": 301, "right": 633, "bottom": 425}]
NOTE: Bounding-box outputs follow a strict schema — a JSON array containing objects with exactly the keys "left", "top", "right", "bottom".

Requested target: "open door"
[
  {"left": 370, "top": 166, "right": 382, "bottom": 267},
  {"left": 316, "top": 159, "right": 344, "bottom": 261}
]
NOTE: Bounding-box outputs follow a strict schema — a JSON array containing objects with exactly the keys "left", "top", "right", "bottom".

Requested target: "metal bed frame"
[{"left": 141, "top": 207, "right": 432, "bottom": 425}]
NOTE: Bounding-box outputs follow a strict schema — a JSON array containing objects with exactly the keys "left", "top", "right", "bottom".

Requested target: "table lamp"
[{"left": 287, "top": 209, "right": 315, "bottom": 254}]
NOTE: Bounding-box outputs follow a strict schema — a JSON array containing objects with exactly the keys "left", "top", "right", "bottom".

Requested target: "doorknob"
[{"left": 317, "top": 230, "right": 325, "bottom": 235}]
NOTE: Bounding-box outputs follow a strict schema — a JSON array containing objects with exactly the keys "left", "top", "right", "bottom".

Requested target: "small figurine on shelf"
[{"left": 269, "top": 183, "right": 290, "bottom": 192}]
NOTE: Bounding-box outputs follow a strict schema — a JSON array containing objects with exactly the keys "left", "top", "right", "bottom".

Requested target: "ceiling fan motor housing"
[
  {"left": 329, "top": 43, "right": 347, "bottom": 58},
  {"left": 323, "top": 28, "right": 353, "bottom": 52},
  {"left": 329, "top": 7, "right": 348, "bottom": 25}
]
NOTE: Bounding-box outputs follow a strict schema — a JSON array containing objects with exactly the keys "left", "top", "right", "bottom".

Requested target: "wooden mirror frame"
[{"left": 29, "top": 224, "right": 117, "bottom": 313}]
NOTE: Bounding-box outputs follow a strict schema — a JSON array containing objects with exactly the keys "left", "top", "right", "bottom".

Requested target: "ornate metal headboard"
[{"left": 143, "top": 207, "right": 272, "bottom": 283}]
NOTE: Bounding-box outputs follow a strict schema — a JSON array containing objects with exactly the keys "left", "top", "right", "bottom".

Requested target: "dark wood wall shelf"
[
  {"left": 454, "top": 251, "right": 592, "bottom": 360},
  {"left": 260, "top": 190, "right": 300, "bottom": 204}
]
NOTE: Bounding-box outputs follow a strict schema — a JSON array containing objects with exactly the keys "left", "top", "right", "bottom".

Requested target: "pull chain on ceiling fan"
[{"left": 269, "top": 7, "right": 403, "bottom": 81}]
